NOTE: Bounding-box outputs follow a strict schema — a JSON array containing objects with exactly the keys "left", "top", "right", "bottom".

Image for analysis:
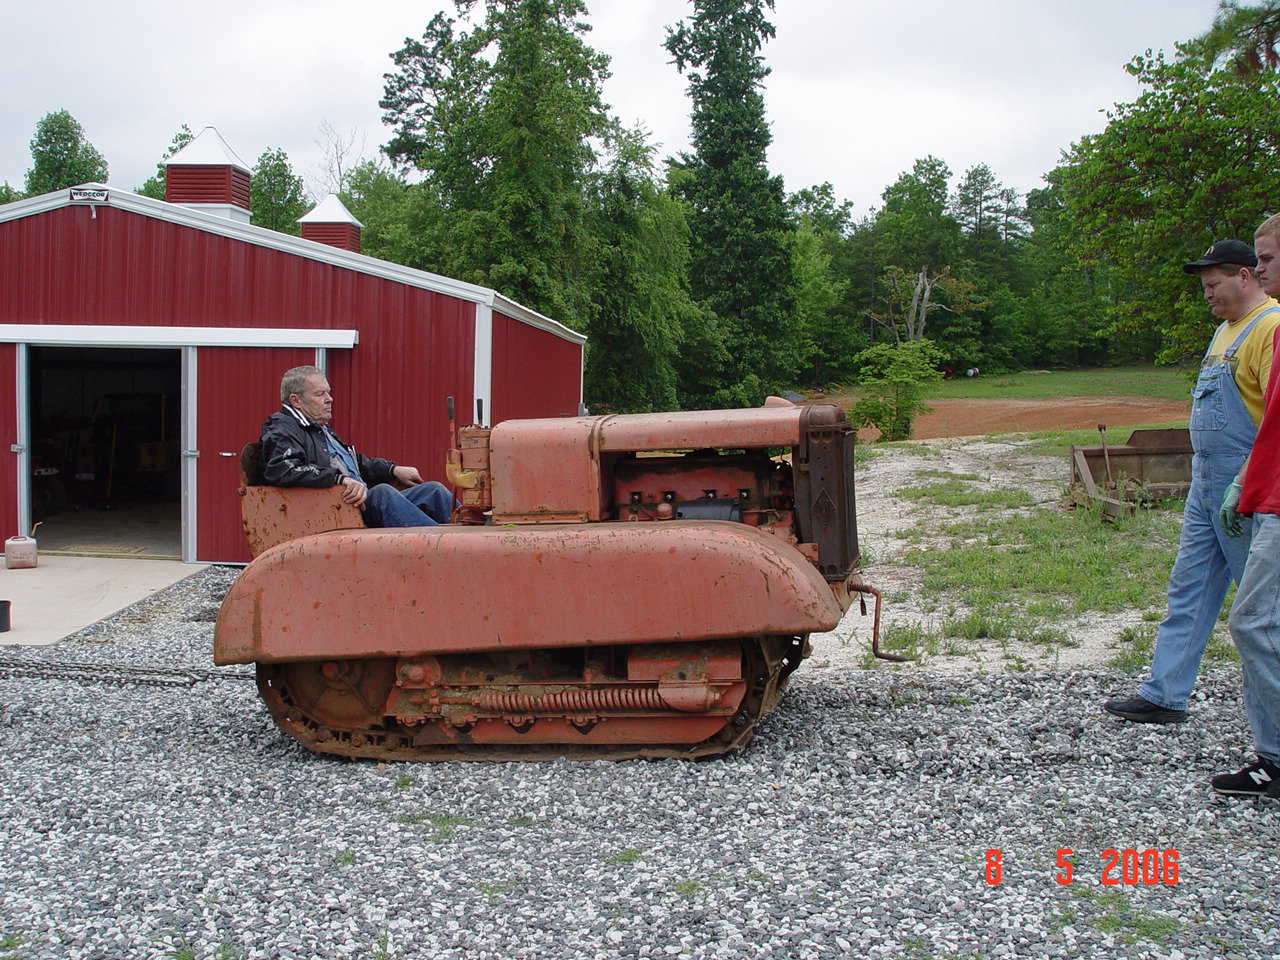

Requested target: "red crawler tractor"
[{"left": 214, "top": 399, "right": 883, "bottom": 760}]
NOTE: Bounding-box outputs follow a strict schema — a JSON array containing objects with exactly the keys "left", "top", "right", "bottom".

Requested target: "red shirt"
[{"left": 1241, "top": 324, "right": 1280, "bottom": 515}]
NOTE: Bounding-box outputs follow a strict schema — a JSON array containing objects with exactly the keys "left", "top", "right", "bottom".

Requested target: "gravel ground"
[{"left": 2, "top": 563, "right": 1279, "bottom": 960}]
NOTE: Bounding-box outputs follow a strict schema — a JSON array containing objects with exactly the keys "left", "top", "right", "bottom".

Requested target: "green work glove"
[{"left": 1221, "top": 479, "right": 1244, "bottom": 538}]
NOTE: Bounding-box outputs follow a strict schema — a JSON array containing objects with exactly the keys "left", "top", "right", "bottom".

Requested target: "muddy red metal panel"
[
  {"left": 213, "top": 521, "right": 844, "bottom": 665},
  {"left": 196, "top": 347, "right": 315, "bottom": 563},
  {"left": 489, "top": 310, "right": 582, "bottom": 423}
]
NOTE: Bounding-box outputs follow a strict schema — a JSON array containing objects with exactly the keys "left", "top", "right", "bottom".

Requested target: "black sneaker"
[
  {"left": 1212, "top": 758, "right": 1280, "bottom": 796},
  {"left": 1103, "top": 695, "right": 1188, "bottom": 724}
]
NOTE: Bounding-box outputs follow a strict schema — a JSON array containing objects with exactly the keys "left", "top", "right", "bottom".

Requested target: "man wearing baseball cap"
[{"left": 1105, "top": 239, "right": 1280, "bottom": 730}]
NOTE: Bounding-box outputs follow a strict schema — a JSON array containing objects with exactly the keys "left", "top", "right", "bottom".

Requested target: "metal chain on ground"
[{"left": 0, "top": 655, "right": 254, "bottom": 687}]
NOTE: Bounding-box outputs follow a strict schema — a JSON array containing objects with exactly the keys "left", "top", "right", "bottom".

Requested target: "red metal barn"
[{"left": 0, "top": 129, "right": 585, "bottom": 564}]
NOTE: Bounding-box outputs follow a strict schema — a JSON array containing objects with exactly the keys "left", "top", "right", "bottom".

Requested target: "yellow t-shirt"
[{"left": 1204, "top": 297, "right": 1280, "bottom": 426}]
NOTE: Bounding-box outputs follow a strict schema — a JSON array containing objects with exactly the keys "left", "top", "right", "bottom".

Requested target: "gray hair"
[{"left": 280, "top": 365, "right": 325, "bottom": 403}]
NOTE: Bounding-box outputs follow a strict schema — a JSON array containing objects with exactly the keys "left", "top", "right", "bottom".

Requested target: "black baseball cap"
[{"left": 1183, "top": 239, "right": 1257, "bottom": 273}]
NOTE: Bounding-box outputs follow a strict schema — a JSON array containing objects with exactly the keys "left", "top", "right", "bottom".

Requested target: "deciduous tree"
[
  {"left": 24, "top": 110, "right": 108, "bottom": 195},
  {"left": 1056, "top": 48, "right": 1280, "bottom": 361},
  {"left": 250, "top": 148, "right": 308, "bottom": 235},
  {"left": 135, "top": 125, "right": 193, "bottom": 199}
]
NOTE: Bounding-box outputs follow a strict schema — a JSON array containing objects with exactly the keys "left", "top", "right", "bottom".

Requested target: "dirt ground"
[{"left": 875, "top": 395, "right": 1190, "bottom": 441}]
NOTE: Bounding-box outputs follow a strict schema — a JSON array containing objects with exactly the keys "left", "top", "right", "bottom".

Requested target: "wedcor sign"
[{"left": 69, "top": 187, "right": 109, "bottom": 203}]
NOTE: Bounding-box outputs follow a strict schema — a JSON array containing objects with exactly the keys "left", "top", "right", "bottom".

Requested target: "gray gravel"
[{"left": 2, "top": 565, "right": 1279, "bottom": 960}]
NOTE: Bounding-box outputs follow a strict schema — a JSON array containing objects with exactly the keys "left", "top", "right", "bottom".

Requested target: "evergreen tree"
[
  {"left": 24, "top": 110, "right": 108, "bottom": 195},
  {"left": 666, "top": 0, "right": 798, "bottom": 408},
  {"left": 583, "top": 129, "right": 696, "bottom": 413},
  {"left": 250, "top": 148, "right": 308, "bottom": 235},
  {"left": 1190, "top": 0, "right": 1280, "bottom": 73}
]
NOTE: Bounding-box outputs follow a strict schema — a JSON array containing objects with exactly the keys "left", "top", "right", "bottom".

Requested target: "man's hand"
[
  {"left": 1221, "top": 478, "right": 1245, "bottom": 538},
  {"left": 392, "top": 464, "right": 424, "bottom": 486},
  {"left": 338, "top": 476, "right": 368, "bottom": 507}
]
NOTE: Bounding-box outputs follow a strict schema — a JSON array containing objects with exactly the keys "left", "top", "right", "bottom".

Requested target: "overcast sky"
[{"left": 2, "top": 0, "right": 1217, "bottom": 217}]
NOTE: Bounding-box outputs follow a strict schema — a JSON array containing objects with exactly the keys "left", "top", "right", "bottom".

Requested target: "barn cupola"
[
  {"left": 297, "top": 194, "right": 363, "bottom": 253},
  {"left": 164, "top": 126, "right": 252, "bottom": 223}
]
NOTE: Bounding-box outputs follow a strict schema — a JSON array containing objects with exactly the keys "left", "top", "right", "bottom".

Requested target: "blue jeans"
[
  {"left": 362, "top": 481, "right": 453, "bottom": 527},
  {"left": 1228, "top": 512, "right": 1280, "bottom": 764},
  {"left": 1141, "top": 453, "right": 1252, "bottom": 710}
]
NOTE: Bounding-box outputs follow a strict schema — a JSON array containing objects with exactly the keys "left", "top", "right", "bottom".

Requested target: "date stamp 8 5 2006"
[{"left": 984, "top": 849, "right": 1179, "bottom": 886}]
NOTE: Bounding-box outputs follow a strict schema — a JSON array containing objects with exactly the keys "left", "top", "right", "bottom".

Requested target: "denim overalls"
[{"left": 1142, "top": 309, "right": 1279, "bottom": 737}]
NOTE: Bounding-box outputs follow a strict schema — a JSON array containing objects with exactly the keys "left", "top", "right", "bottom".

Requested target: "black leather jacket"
[{"left": 259, "top": 406, "right": 397, "bottom": 488}]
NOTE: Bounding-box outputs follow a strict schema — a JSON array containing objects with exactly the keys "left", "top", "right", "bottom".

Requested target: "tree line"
[{"left": 5, "top": 0, "right": 1278, "bottom": 426}]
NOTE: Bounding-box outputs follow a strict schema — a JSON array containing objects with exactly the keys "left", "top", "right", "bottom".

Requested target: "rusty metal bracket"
[{"left": 848, "top": 582, "right": 909, "bottom": 662}]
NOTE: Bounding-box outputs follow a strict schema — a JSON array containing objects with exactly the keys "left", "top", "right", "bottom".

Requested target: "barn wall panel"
[
  {"left": 489, "top": 311, "right": 583, "bottom": 423},
  {"left": 195, "top": 346, "right": 315, "bottom": 564}
]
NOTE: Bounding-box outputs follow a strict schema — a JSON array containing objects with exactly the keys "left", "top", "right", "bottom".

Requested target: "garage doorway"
[{"left": 28, "top": 346, "right": 182, "bottom": 558}]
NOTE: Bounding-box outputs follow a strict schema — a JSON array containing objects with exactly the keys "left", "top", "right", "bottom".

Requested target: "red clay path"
[{"left": 860, "top": 396, "right": 1191, "bottom": 441}]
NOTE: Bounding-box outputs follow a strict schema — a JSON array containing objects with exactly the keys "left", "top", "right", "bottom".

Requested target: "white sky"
[{"left": 1, "top": 0, "right": 1217, "bottom": 218}]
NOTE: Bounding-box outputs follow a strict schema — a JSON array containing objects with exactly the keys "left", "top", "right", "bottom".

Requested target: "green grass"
[
  {"left": 899, "top": 503, "right": 1181, "bottom": 619},
  {"left": 923, "top": 365, "right": 1193, "bottom": 401},
  {"left": 609, "top": 848, "right": 644, "bottom": 864},
  {"left": 672, "top": 879, "right": 707, "bottom": 898},
  {"left": 896, "top": 478, "right": 1035, "bottom": 511},
  {"left": 390, "top": 811, "right": 477, "bottom": 841},
  {"left": 1068, "top": 887, "right": 1180, "bottom": 945},
  {"left": 1018, "top": 422, "right": 1188, "bottom": 458}
]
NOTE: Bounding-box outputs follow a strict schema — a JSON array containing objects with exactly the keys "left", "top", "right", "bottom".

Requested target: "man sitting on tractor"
[{"left": 259, "top": 365, "right": 453, "bottom": 527}]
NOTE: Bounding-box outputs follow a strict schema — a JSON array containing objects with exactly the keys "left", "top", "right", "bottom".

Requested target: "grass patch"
[
  {"left": 390, "top": 812, "right": 477, "bottom": 840},
  {"left": 943, "top": 611, "right": 1013, "bottom": 641},
  {"left": 477, "top": 880, "right": 522, "bottom": 897},
  {"left": 334, "top": 850, "right": 356, "bottom": 866},
  {"left": 672, "top": 879, "right": 707, "bottom": 898},
  {"left": 865, "top": 622, "right": 944, "bottom": 664},
  {"left": 903, "top": 504, "right": 1180, "bottom": 620},
  {"left": 1110, "top": 624, "right": 1156, "bottom": 671},
  {"left": 924, "top": 365, "right": 1193, "bottom": 401},
  {"left": 896, "top": 479, "right": 1034, "bottom": 510},
  {"left": 1069, "top": 887, "right": 1180, "bottom": 945},
  {"left": 610, "top": 848, "right": 644, "bottom": 864}
]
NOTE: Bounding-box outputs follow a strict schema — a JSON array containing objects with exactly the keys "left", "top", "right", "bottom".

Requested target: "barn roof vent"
[
  {"left": 164, "top": 126, "right": 251, "bottom": 223},
  {"left": 298, "top": 194, "right": 364, "bottom": 253}
]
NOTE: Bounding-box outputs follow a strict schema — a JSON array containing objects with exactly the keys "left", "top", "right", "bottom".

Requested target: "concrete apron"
[{"left": 0, "top": 556, "right": 207, "bottom": 646}]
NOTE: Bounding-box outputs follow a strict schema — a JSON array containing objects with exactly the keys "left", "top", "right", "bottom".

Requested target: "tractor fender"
[{"left": 213, "top": 520, "right": 844, "bottom": 665}]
